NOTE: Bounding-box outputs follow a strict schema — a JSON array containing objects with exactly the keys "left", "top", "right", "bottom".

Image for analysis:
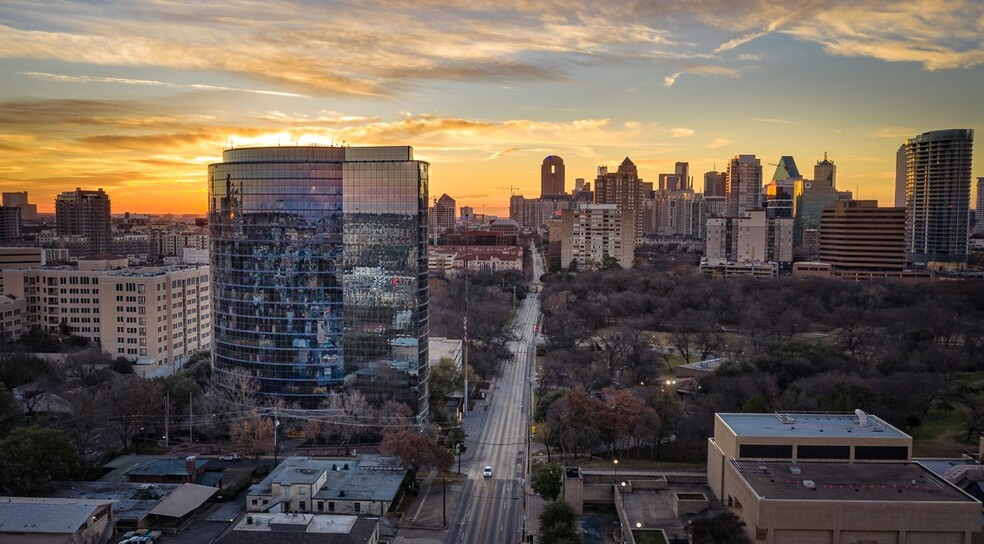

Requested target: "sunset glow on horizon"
[{"left": 1, "top": 1, "right": 982, "bottom": 216}]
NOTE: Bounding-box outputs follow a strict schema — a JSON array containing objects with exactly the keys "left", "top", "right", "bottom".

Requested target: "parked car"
[{"left": 218, "top": 453, "right": 239, "bottom": 461}]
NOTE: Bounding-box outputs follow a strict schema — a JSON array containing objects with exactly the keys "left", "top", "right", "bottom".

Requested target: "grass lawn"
[{"left": 911, "top": 405, "right": 977, "bottom": 457}]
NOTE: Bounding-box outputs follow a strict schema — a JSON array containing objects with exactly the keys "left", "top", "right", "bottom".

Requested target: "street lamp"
[{"left": 613, "top": 459, "right": 618, "bottom": 491}]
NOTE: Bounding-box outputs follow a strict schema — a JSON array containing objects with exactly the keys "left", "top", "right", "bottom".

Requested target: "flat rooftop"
[
  {"left": 234, "top": 513, "right": 357, "bottom": 533},
  {"left": 718, "top": 412, "right": 909, "bottom": 440},
  {"left": 736, "top": 461, "right": 973, "bottom": 502}
]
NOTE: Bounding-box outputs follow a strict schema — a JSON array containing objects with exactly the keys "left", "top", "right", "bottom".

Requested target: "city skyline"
[{"left": 1, "top": 1, "right": 983, "bottom": 215}]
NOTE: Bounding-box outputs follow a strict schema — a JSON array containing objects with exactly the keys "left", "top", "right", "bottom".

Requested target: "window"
[
  {"left": 854, "top": 446, "right": 908, "bottom": 461},
  {"left": 316, "top": 501, "right": 323, "bottom": 512},
  {"left": 328, "top": 502, "right": 334, "bottom": 512},
  {"left": 354, "top": 502, "right": 360, "bottom": 512},
  {"left": 299, "top": 501, "right": 306, "bottom": 511},
  {"left": 798, "top": 445, "right": 850, "bottom": 460},
  {"left": 738, "top": 444, "right": 793, "bottom": 459}
]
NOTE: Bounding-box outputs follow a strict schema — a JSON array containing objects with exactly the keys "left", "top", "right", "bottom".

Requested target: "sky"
[{"left": 1, "top": 0, "right": 983, "bottom": 216}]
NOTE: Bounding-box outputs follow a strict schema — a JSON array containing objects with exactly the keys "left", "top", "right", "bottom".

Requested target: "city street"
[{"left": 444, "top": 245, "right": 543, "bottom": 544}]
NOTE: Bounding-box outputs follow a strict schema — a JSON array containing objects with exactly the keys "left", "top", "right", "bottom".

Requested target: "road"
[{"left": 445, "top": 244, "right": 544, "bottom": 544}]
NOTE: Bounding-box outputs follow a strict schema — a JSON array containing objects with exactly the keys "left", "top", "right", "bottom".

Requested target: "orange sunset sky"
[{"left": 1, "top": 1, "right": 982, "bottom": 217}]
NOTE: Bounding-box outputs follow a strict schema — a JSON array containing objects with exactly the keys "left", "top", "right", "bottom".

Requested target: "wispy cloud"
[
  {"left": 668, "top": 127, "right": 696, "bottom": 138},
  {"left": 870, "top": 127, "right": 916, "bottom": 139},
  {"left": 663, "top": 64, "right": 739, "bottom": 87},
  {"left": 486, "top": 147, "right": 519, "bottom": 160},
  {"left": 752, "top": 117, "right": 796, "bottom": 125},
  {"left": 706, "top": 138, "right": 732, "bottom": 149},
  {"left": 19, "top": 71, "right": 308, "bottom": 97}
]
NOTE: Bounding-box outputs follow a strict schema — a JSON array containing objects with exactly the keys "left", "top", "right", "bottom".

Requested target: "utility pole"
[
  {"left": 442, "top": 476, "right": 447, "bottom": 527},
  {"left": 164, "top": 391, "right": 169, "bottom": 447},
  {"left": 189, "top": 392, "right": 193, "bottom": 443},
  {"left": 273, "top": 405, "right": 280, "bottom": 467}
]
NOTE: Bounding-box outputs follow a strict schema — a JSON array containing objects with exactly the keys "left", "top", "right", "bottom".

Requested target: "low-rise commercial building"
[
  {"left": 0, "top": 496, "right": 115, "bottom": 544},
  {"left": 248, "top": 456, "right": 406, "bottom": 516},
  {"left": 217, "top": 513, "right": 379, "bottom": 544},
  {"left": 707, "top": 412, "right": 980, "bottom": 543}
]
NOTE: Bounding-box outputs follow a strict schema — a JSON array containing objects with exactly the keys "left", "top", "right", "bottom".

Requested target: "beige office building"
[
  {"left": 819, "top": 200, "right": 907, "bottom": 272},
  {"left": 708, "top": 412, "right": 980, "bottom": 544},
  {"left": 3, "top": 260, "right": 210, "bottom": 372}
]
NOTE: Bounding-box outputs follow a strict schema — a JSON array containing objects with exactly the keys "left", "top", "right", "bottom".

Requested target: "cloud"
[
  {"left": 486, "top": 147, "right": 519, "bottom": 160},
  {"left": 752, "top": 117, "right": 796, "bottom": 125},
  {"left": 668, "top": 127, "right": 696, "bottom": 138},
  {"left": 870, "top": 127, "right": 916, "bottom": 139},
  {"left": 663, "top": 63, "right": 739, "bottom": 87},
  {"left": 706, "top": 138, "right": 732, "bottom": 149},
  {"left": 21, "top": 71, "right": 306, "bottom": 97}
]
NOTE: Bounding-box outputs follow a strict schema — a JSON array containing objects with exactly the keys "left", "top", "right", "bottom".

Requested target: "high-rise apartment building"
[
  {"left": 726, "top": 155, "right": 763, "bottom": 217},
  {"left": 819, "top": 200, "right": 906, "bottom": 273},
  {"left": 560, "top": 204, "right": 634, "bottom": 269},
  {"left": 705, "top": 210, "right": 792, "bottom": 265},
  {"left": 541, "top": 155, "right": 566, "bottom": 197},
  {"left": 904, "top": 129, "right": 973, "bottom": 270},
  {"left": 894, "top": 145, "right": 907, "bottom": 208},
  {"left": 3, "top": 260, "right": 210, "bottom": 373},
  {"left": 2, "top": 192, "right": 38, "bottom": 221},
  {"left": 209, "top": 146, "right": 429, "bottom": 419},
  {"left": 703, "top": 171, "right": 727, "bottom": 198},
  {"left": 595, "top": 157, "right": 645, "bottom": 241},
  {"left": 432, "top": 193, "right": 456, "bottom": 231},
  {"left": 976, "top": 177, "right": 984, "bottom": 234},
  {"left": 55, "top": 188, "right": 112, "bottom": 257},
  {"left": 0, "top": 207, "right": 21, "bottom": 243}
]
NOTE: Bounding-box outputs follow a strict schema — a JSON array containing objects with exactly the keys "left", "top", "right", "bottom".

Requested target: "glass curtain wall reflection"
[{"left": 209, "top": 146, "right": 429, "bottom": 420}]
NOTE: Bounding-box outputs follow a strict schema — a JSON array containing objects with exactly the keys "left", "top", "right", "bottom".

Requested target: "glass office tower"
[{"left": 209, "top": 146, "right": 429, "bottom": 420}]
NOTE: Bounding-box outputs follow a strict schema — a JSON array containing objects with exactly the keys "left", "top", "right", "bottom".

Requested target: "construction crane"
[{"left": 496, "top": 185, "right": 521, "bottom": 196}]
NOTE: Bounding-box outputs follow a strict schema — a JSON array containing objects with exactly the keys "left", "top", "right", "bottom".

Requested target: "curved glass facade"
[{"left": 209, "top": 146, "right": 429, "bottom": 419}]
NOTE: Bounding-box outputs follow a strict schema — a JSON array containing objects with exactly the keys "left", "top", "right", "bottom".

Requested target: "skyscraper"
[
  {"left": 764, "top": 156, "right": 801, "bottom": 219},
  {"left": 726, "top": 155, "right": 762, "bottom": 217},
  {"left": 209, "top": 146, "right": 430, "bottom": 419},
  {"left": 675, "top": 162, "right": 691, "bottom": 190},
  {"left": 432, "top": 193, "right": 456, "bottom": 231},
  {"left": 904, "top": 129, "right": 973, "bottom": 270},
  {"left": 703, "top": 171, "right": 727, "bottom": 197},
  {"left": 814, "top": 152, "right": 836, "bottom": 187},
  {"left": 595, "top": 157, "right": 644, "bottom": 241},
  {"left": 541, "top": 155, "right": 566, "bottom": 197},
  {"left": 2, "top": 192, "right": 37, "bottom": 221},
  {"left": 55, "top": 188, "right": 111, "bottom": 257}
]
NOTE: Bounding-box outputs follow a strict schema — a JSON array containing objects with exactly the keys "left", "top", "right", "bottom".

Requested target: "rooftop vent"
[{"left": 855, "top": 409, "right": 868, "bottom": 428}]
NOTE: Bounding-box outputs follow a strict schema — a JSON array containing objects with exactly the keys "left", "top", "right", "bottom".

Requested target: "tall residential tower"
[
  {"left": 903, "top": 129, "right": 973, "bottom": 270},
  {"left": 55, "top": 188, "right": 112, "bottom": 257}
]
